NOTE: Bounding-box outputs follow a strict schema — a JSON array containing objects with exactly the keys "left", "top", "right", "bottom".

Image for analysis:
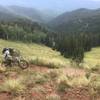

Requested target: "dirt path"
[
  {"left": 60, "top": 87, "right": 91, "bottom": 100},
  {"left": 62, "top": 67, "right": 86, "bottom": 77},
  {"left": 30, "top": 65, "right": 86, "bottom": 77}
]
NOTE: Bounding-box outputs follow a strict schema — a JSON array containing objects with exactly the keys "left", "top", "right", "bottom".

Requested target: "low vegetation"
[
  {"left": 46, "top": 94, "right": 61, "bottom": 100},
  {"left": 0, "top": 64, "right": 99, "bottom": 99},
  {"left": 0, "top": 78, "right": 26, "bottom": 95},
  {"left": 84, "top": 47, "right": 100, "bottom": 68},
  {"left": 0, "top": 39, "right": 69, "bottom": 68},
  {"left": 0, "top": 39, "right": 100, "bottom": 99}
]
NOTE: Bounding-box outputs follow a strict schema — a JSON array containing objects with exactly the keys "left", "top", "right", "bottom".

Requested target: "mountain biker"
[
  {"left": 2, "top": 48, "right": 28, "bottom": 69},
  {"left": 2, "top": 48, "right": 14, "bottom": 66}
]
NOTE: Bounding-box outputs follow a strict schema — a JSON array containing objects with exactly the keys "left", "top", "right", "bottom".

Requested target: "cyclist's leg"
[{"left": 6, "top": 56, "right": 13, "bottom": 67}]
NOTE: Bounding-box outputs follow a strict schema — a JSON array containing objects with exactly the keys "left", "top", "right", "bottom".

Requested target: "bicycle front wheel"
[{"left": 19, "top": 60, "right": 29, "bottom": 69}]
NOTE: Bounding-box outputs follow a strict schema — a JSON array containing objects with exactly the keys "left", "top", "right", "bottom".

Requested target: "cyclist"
[{"left": 2, "top": 48, "right": 14, "bottom": 66}]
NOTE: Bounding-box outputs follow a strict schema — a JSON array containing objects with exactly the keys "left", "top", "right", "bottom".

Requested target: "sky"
[{"left": 0, "top": 0, "right": 100, "bottom": 13}]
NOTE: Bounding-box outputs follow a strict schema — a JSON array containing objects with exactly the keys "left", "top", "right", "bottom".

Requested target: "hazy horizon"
[{"left": 0, "top": 0, "right": 100, "bottom": 14}]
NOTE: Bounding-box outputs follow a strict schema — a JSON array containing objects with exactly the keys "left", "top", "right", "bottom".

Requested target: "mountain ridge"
[
  {"left": 0, "top": 5, "right": 58, "bottom": 23},
  {"left": 49, "top": 8, "right": 100, "bottom": 33}
]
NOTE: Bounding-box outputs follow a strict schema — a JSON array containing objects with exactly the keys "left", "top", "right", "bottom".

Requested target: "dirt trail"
[
  {"left": 30, "top": 65, "right": 86, "bottom": 77},
  {"left": 63, "top": 67, "right": 86, "bottom": 77}
]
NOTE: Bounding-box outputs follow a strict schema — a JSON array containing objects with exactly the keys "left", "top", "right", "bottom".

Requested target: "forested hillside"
[
  {"left": 0, "top": 18, "right": 48, "bottom": 43},
  {"left": 49, "top": 8, "right": 100, "bottom": 33},
  {"left": 47, "top": 8, "right": 100, "bottom": 63}
]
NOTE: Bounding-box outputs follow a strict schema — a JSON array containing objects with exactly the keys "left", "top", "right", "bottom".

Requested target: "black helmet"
[{"left": 2, "top": 48, "right": 8, "bottom": 54}]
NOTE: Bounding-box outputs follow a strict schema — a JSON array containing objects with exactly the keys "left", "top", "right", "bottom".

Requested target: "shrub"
[
  {"left": 0, "top": 79, "right": 26, "bottom": 94},
  {"left": 89, "top": 74, "right": 100, "bottom": 97},
  {"left": 48, "top": 70, "right": 62, "bottom": 81},
  {"left": 89, "top": 75, "right": 100, "bottom": 93},
  {"left": 21, "top": 71, "right": 49, "bottom": 86},
  {"left": 0, "top": 66, "right": 6, "bottom": 72},
  {"left": 31, "top": 86, "right": 46, "bottom": 94},
  {"left": 57, "top": 75, "right": 71, "bottom": 92},
  {"left": 34, "top": 74, "right": 49, "bottom": 84},
  {"left": 85, "top": 71, "right": 91, "bottom": 79},
  {"left": 91, "top": 64, "right": 100, "bottom": 73},
  {"left": 29, "top": 57, "right": 66, "bottom": 68},
  {"left": 46, "top": 94, "right": 61, "bottom": 100},
  {"left": 71, "top": 76, "right": 89, "bottom": 87}
]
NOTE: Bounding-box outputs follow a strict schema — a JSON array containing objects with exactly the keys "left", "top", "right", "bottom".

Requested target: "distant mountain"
[
  {"left": 49, "top": 8, "right": 100, "bottom": 33},
  {"left": 8, "top": 6, "right": 43, "bottom": 22},
  {"left": 0, "top": 5, "right": 58, "bottom": 23},
  {"left": 41, "top": 9, "right": 61, "bottom": 22},
  {"left": 0, "top": 6, "right": 21, "bottom": 21}
]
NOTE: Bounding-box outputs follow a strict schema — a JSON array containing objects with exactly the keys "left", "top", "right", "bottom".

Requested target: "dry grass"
[
  {"left": 84, "top": 47, "right": 100, "bottom": 69},
  {"left": 0, "top": 39, "right": 69, "bottom": 68},
  {"left": 46, "top": 94, "right": 61, "bottom": 100},
  {"left": 0, "top": 78, "right": 26, "bottom": 94}
]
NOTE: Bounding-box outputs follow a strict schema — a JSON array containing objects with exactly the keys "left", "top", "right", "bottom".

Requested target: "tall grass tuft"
[{"left": 0, "top": 78, "right": 26, "bottom": 94}]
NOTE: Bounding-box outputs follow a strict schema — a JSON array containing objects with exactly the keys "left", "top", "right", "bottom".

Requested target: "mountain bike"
[{"left": 1, "top": 56, "right": 29, "bottom": 69}]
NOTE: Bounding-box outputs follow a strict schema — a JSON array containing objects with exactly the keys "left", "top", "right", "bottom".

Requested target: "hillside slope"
[
  {"left": 0, "top": 6, "right": 21, "bottom": 21},
  {"left": 49, "top": 8, "right": 100, "bottom": 33},
  {"left": 0, "top": 5, "right": 57, "bottom": 23},
  {"left": 0, "top": 39, "right": 69, "bottom": 67},
  {"left": 0, "top": 39, "right": 100, "bottom": 68},
  {"left": 0, "top": 40, "right": 100, "bottom": 100},
  {"left": 8, "top": 6, "right": 43, "bottom": 22},
  {"left": 85, "top": 47, "right": 100, "bottom": 67},
  {"left": 0, "top": 5, "right": 43, "bottom": 23}
]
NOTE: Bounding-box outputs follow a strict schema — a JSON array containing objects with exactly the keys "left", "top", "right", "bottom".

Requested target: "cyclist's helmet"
[{"left": 2, "top": 48, "right": 9, "bottom": 54}]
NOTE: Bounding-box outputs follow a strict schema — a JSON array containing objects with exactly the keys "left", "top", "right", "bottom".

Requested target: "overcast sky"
[{"left": 0, "top": 0, "right": 100, "bottom": 13}]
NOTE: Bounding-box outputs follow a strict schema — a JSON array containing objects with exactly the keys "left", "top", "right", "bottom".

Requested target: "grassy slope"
[
  {"left": 0, "top": 39, "right": 100, "bottom": 68},
  {"left": 0, "top": 39, "right": 69, "bottom": 67},
  {"left": 84, "top": 47, "right": 100, "bottom": 68},
  {"left": 0, "top": 39, "right": 99, "bottom": 100}
]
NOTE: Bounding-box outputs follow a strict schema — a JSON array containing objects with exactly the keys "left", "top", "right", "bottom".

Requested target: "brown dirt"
[
  {"left": 30, "top": 65, "right": 50, "bottom": 73},
  {"left": 0, "top": 65, "right": 95, "bottom": 100},
  {"left": 0, "top": 74, "right": 5, "bottom": 84},
  {"left": 30, "top": 65, "right": 86, "bottom": 77},
  {"left": 62, "top": 67, "right": 86, "bottom": 77},
  {"left": 28, "top": 83, "right": 91, "bottom": 100},
  {"left": 0, "top": 93, "right": 11, "bottom": 100},
  {"left": 28, "top": 65, "right": 90, "bottom": 100},
  {"left": 60, "top": 87, "right": 91, "bottom": 100}
]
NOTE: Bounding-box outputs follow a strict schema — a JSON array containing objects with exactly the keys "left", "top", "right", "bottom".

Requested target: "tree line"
[
  {"left": 1, "top": 19, "right": 100, "bottom": 64},
  {"left": 0, "top": 19, "right": 47, "bottom": 43},
  {"left": 45, "top": 32, "right": 100, "bottom": 64}
]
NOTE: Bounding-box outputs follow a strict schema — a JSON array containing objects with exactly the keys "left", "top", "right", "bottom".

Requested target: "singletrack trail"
[{"left": 30, "top": 65, "right": 86, "bottom": 77}]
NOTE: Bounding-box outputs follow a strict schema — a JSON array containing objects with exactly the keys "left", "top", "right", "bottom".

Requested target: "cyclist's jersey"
[
  {"left": 4, "top": 50, "right": 9, "bottom": 57},
  {"left": 2, "top": 48, "right": 20, "bottom": 61},
  {"left": 3, "top": 50, "right": 12, "bottom": 60}
]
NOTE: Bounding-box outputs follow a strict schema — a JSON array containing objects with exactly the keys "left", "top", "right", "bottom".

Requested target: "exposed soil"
[
  {"left": 61, "top": 67, "right": 86, "bottom": 77},
  {"left": 0, "top": 93, "right": 11, "bottom": 100},
  {"left": 0, "top": 65, "right": 97, "bottom": 100},
  {"left": 30, "top": 65, "right": 50, "bottom": 73},
  {"left": 60, "top": 87, "right": 91, "bottom": 100},
  {"left": 30, "top": 65, "right": 86, "bottom": 77}
]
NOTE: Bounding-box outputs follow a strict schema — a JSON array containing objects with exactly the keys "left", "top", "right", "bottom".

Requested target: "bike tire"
[{"left": 19, "top": 60, "right": 29, "bottom": 69}]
